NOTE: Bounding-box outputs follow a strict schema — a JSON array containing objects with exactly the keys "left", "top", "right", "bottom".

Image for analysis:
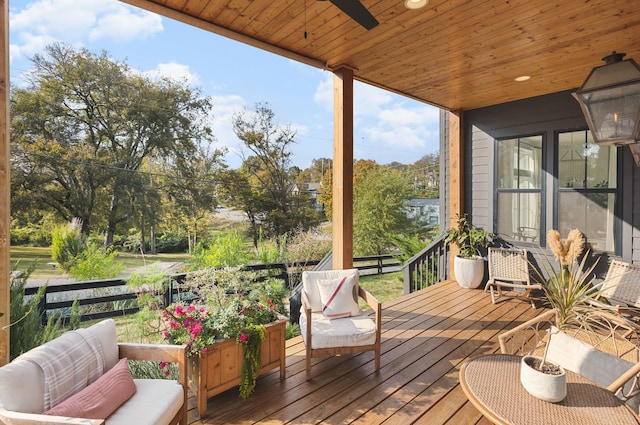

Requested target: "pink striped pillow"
[
  {"left": 44, "top": 357, "right": 136, "bottom": 419},
  {"left": 318, "top": 275, "right": 361, "bottom": 319}
]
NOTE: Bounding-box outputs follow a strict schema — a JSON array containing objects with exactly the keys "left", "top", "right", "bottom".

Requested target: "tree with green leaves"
[
  {"left": 10, "top": 43, "right": 219, "bottom": 246},
  {"left": 228, "top": 103, "right": 322, "bottom": 246},
  {"left": 160, "top": 146, "right": 227, "bottom": 253},
  {"left": 353, "top": 164, "right": 418, "bottom": 255}
]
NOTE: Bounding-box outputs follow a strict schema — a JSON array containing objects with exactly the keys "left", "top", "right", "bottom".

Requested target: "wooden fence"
[{"left": 23, "top": 255, "right": 400, "bottom": 324}]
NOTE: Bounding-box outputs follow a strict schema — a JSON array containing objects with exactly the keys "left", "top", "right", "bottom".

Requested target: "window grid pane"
[
  {"left": 496, "top": 135, "right": 543, "bottom": 243},
  {"left": 557, "top": 130, "right": 617, "bottom": 253}
]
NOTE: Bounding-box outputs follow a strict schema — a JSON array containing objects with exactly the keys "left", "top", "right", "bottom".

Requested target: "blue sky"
[{"left": 9, "top": 0, "right": 440, "bottom": 170}]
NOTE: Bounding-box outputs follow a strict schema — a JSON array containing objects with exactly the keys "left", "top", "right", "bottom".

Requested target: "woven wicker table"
[{"left": 459, "top": 354, "right": 640, "bottom": 425}]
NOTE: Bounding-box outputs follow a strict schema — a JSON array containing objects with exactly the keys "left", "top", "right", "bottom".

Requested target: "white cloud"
[
  {"left": 89, "top": 5, "right": 162, "bottom": 43},
  {"left": 313, "top": 75, "right": 333, "bottom": 112},
  {"left": 210, "top": 94, "right": 247, "bottom": 168},
  {"left": 10, "top": 0, "right": 162, "bottom": 60},
  {"left": 313, "top": 74, "right": 440, "bottom": 159},
  {"left": 144, "top": 62, "right": 200, "bottom": 86}
]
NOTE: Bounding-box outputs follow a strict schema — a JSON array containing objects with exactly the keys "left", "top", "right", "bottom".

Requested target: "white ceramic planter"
[
  {"left": 453, "top": 255, "right": 485, "bottom": 288},
  {"left": 520, "top": 355, "right": 567, "bottom": 403}
]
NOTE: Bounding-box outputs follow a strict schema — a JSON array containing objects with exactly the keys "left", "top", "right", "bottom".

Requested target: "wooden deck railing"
[{"left": 402, "top": 233, "right": 449, "bottom": 294}]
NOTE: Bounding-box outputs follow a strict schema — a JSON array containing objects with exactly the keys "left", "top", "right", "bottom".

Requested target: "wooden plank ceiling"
[{"left": 122, "top": 0, "right": 640, "bottom": 112}]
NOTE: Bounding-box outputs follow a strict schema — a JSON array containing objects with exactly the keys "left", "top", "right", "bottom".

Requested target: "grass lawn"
[
  {"left": 359, "top": 271, "right": 404, "bottom": 304},
  {"left": 10, "top": 245, "right": 190, "bottom": 277}
]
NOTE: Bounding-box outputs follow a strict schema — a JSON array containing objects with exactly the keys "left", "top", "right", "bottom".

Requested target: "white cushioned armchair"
[
  {"left": 300, "top": 269, "right": 381, "bottom": 379},
  {"left": 0, "top": 319, "right": 187, "bottom": 425}
]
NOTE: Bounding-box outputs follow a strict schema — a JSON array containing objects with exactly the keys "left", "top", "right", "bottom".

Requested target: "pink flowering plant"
[
  {"left": 160, "top": 297, "right": 279, "bottom": 357},
  {"left": 160, "top": 266, "right": 286, "bottom": 399},
  {"left": 160, "top": 304, "right": 218, "bottom": 356}
]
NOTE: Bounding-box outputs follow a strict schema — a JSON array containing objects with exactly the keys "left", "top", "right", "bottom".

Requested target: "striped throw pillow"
[{"left": 44, "top": 357, "right": 136, "bottom": 419}]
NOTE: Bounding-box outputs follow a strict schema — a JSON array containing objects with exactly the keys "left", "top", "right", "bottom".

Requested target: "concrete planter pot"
[
  {"left": 453, "top": 255, "right": 485, "bottom": 289},
  {"left": 520, "top": 355, "right": 567, "bottom": 403},
  {"left": 188, "top": 317, "right": 287, "bottom": 416}
]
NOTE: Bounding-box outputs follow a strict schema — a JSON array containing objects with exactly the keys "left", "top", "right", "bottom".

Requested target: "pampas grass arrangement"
[
  {"left": 537, "top": 228, "right": 603, "bottom": 329},
  {"left": 546, "top": 229, "right": 584, "bottom": 266}
]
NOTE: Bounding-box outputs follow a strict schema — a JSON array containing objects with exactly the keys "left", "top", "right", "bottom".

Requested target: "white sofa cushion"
[
  {"left": 299, "top": 311, "right": 377, "bottom": 349},
  {"left": 106, "top": 379, "right": 183, "bottom": 425},
  {"left": 0, "top": 357, "right": 44, "bottom": 413},
  {"left": 302, "top": 269, "right": 359, "bottom": 313}
]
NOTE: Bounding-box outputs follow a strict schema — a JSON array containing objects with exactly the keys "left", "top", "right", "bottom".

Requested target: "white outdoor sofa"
[{"left": 0, "top": 319, "right": 187, "bottom": 425}]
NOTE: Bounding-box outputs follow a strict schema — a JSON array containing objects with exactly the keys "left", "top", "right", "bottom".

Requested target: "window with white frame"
[
  {"left": 557, "top": 130, "right": 617, "bottom": 252},
  {"left": 495, "top": 135, "right": 543, "bottom": 243}
]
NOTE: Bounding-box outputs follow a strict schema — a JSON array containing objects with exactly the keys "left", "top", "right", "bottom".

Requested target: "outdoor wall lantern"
[{"left": 573, "top": 51, "right": 640, "bottom": 165}]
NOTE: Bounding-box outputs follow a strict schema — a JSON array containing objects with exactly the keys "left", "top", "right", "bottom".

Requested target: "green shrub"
[
  {"left": 51, "top": 218, "right": 87, "bottom": 271},
  {"left": 256, "top": 230, "right": 285, "bottom": 264},
  {"left": 68, "top": 243, "right": 122, "bottom": 280},
  {"left": 189, "top": 230, "right": 250, "bottom": 270},
  {"left": 126, "top": 263, "right": 168, "bottom": 311},
  {"left": 9, "top": 264, "right": 63, "bottom": 360},
  {"left": 69, "top": 297, "right": 81, "bottom": 330},
  {"left": 156, "top": 233, "right": 189, "bottom": 253},
  {"left": 286, "top": 322, "right": 301, "bottom": 339}
]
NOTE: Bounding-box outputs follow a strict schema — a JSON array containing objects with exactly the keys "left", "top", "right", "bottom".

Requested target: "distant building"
[
  {"left": 407, "top": 198, "right": 439, "bottom": 227},
  {"left": 292, "top": 182, "right": 323, "bottom": 211}
]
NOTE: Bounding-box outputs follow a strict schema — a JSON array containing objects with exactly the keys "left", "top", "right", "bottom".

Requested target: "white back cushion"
[
  {"left": 88, "top": 319, "right": 119, "bottom": 371},
  {"left": 302, "top": 269, "right": 359, "bottom": 312},
  {"left": 546, "top": 327, "right": 637, "bottom": 410}
]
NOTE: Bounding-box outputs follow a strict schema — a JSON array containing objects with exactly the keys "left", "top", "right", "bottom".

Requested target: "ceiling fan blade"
[{"left": 328, "top": 0, "right": 379, "bottom": 30}]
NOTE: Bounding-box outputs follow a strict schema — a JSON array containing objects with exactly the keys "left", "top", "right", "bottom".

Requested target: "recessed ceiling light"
[
  {"left": 405, "top": 0, "right": 429, "bottom": 10},
  {"left": 515, "top": 75, "right": 531, "bottom": 82}
]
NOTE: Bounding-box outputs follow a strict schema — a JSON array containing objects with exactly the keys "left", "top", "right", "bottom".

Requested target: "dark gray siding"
[
  {"left": 442, "top": 89, "right": 638, "bottom": 267},
  {"left": 468, "top": 125, "right": 492, "bottom": 230}
]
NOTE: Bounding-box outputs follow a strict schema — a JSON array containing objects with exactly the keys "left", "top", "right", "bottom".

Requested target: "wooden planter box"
[{"left": 188, "top": 318, "right": 287, "bottom": 416}]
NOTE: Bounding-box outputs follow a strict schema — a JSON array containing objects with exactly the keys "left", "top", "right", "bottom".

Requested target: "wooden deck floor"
[{"left": 186, "top": 280, "right": 546, "bottom": 424}]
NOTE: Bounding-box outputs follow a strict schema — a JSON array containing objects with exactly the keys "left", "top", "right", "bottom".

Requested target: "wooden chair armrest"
[
  {"left": 301, "top": 290, "right": 311, "bottom": 314},
  {"left": 0, "top": 408, "right": 104, "bottom": 425},
  {"left": 118, "top": 342, "right": 186, "bottom": 365},
  {"left": 359, "top": 286, "right": 381, "bottom": 310},
  {"left": 359, "top": 286, "right": 382, "bottom": 336},
  {"left": 118, "top": 342, "right": 188, "bottom": 416},
  {"left": 608, "top": 361, "right": 640, "bottom": 393},
  {"left": 498, "top": 309, "right": 556, "bottom": 354}
]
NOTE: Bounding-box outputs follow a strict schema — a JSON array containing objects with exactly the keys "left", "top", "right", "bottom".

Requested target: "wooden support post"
[
  {"left": 0, "top": 0, "right": 9, "bottom": 365},
  {"left": 448, "top": 111, "right": 464, "bottom": 279},
  {"left": 332, "top": 67, "right": 354, "bottom": 270}
]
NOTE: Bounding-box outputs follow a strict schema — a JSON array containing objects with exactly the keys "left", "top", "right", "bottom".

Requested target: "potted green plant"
[
  {"left": 445, "top": 213, "right": 494, "bottom": 288},
  {"left": 520, "top": 228, "right": 605, "bottom": 402}
]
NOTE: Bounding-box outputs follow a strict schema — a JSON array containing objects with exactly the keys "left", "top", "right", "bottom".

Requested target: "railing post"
[
  {"left": 164, "top": 275, "right": 172, "bottom": 308},
  {"left": 403, "top": 263, "right": 412, "bottom": 294},
  {"left": 38, "top": 287, "right": 47, "bottom": 326}
]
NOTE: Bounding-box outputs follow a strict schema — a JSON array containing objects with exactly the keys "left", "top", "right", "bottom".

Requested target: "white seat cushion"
[
  {"left": 106, "top": 379, "right": 183, "bottom": 425},
  {"left": 299, "top": 311, "right": 377, "bottom": 349}
]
